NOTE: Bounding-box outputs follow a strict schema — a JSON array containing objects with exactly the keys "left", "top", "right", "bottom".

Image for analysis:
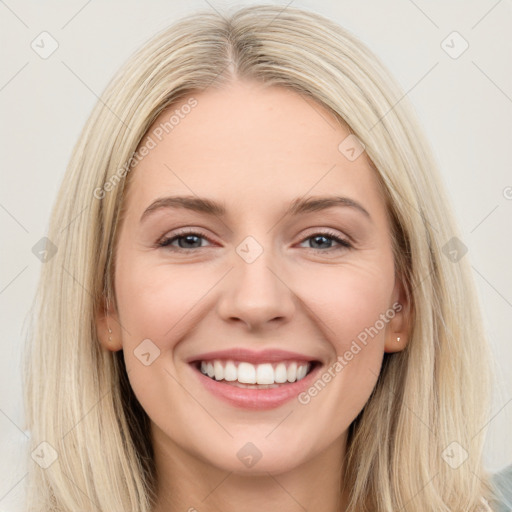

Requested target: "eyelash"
[{"left": 157, "top": 228, "right": 352, "bottom": 253}]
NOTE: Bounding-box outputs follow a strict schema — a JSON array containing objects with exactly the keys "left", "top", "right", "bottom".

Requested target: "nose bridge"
[{"left": 216, "top": 235, "right": 295, "bottom": 328}]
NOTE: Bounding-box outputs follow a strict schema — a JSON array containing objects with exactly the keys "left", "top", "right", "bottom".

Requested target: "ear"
[
  {"left": 95, "top": 294, "right": 123, "bottom": 352},
  {"left": 384, "top": 275, "right": 412, "bottom": 353}
]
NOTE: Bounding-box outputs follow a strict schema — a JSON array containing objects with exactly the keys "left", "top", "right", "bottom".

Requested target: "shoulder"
[{"left": 491, "top": 464, "right": 512, "bottom": 512}]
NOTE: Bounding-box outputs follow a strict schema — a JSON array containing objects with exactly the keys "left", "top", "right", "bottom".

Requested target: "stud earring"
[
  {"left": 396, "top": 336, "right": 401, "bottom": 343},
  {"left": 108, "top": 327, "right": 112, "bottom": 343}
]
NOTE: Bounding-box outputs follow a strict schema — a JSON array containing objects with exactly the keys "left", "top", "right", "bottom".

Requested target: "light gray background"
[{"left": 1, "top": 1, "right": 511, "bottom": 509}]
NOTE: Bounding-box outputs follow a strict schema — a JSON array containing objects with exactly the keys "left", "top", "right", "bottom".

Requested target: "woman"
[{"left": 22, "top": 4, "right": 511, "bottom": 511}]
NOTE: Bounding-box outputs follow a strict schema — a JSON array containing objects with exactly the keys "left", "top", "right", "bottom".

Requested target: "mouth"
[
  {"left": 188, "top": 356, "right": 324, "bottom": 410},
  {"left": 190, "top": 359, "right": 321, "bottom": 389}
]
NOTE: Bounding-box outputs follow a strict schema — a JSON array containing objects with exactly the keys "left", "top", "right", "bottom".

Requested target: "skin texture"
[{"left": 96, "top": 79, "right": 410, "bottom": 512}]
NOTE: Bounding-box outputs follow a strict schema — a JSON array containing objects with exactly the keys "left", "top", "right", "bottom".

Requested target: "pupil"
[
  {"left": 181, "top": 235, "right": 200, "bottom": 248},
  {"left": 312, "top": 235, "right": 330, "bottom": 249}
]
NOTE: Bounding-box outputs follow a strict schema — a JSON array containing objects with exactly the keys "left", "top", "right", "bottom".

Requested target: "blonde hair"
[{"left": 22, "top": 4, "right": 497, "bottom": 511}]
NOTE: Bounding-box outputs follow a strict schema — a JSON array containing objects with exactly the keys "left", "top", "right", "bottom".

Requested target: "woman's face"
[{"left": 98, "top": 79, "right": 408, "bottom": 475}]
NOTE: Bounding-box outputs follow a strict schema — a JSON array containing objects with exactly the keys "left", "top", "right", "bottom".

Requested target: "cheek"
[
  {"left": 115, "top": 256, "right": 213, "bottom": 346},
  {"left": 296, "top": 257, "right": 395, "bottom": 349},
  {"left": 293, "top": 263, "right": 394, "bottom": 425},
  {"left": 113, "top": 256, "right": 207, "bottom": 428},
  {"left": 310, "top": 261, "right": 395, "bottom": 412}
]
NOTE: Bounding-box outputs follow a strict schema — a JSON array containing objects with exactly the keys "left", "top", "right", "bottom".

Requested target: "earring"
[
  {"left": 106, "top": 300, "right": 113, "bottom": 343},
  {"left": 396, "top": 336, "right": 400, "bottom": 343}
]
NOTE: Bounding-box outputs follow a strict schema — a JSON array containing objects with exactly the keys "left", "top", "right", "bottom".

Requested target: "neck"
[{"left": 150, "top": 424, "right": 350, "bottom": 512}]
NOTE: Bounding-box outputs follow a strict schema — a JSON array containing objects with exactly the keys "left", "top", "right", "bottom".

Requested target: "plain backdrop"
[{"left": 1, "top": 0, "right": 511, "bottom": 509}]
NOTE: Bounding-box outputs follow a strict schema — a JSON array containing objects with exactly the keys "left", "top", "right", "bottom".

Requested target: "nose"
[{"left": 216, "top": 249, "right": 296, "bottom": 331}]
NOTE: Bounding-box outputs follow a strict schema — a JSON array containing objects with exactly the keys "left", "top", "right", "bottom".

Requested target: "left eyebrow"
[
  {"left": 139, "top": 194, "right": 372, "bottom": 223},
  {"left": 287, "top": 195, "right": 371, "bottom": 220}
]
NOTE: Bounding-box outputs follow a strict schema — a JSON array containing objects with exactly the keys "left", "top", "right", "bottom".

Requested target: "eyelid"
[
  {"left": 156, "top": 227, "right": 215, "bottom": 248},
  {"left": 299, "top": 226, "right": 353, "bottom": 243},
  {"left": 296, "top": 229, "right": 352, "bottom": 250}
]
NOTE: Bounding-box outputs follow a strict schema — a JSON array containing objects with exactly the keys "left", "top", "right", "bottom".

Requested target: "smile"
[
  {"left": 197, "top": 359, "right": 313, "bottom": 387},
  {"left": 189, "top": 358, "right": 323, "bottom": 410}
]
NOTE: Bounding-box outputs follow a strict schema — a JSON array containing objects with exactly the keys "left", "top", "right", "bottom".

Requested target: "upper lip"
[{"left": 187, "top": 348, "right": 321, "bottom": 365}]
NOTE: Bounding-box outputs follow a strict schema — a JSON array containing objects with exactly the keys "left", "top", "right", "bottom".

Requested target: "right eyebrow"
[{"left": 140, "top": 196, "right": 225, "bottom": 223}]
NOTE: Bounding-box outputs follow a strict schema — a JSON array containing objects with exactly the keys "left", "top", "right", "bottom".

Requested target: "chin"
[
  {"left": 218, "top": 453, "right": 304, "bottom": 476},
  {"left": 195, "top": 437, "right": 312, "bottom": 476}
]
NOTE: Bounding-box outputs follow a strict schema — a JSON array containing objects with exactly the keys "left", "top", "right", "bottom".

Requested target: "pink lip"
[
  {"left": 186, "top": 348, "right": 319, "bottom": 365},
  {"left": 189, "top": 360, "right": 323, "bottom": 410}
]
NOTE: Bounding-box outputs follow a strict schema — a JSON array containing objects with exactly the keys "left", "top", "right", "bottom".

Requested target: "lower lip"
[{"left": 190, "top": 362, "right": 322, "bottom": 410}]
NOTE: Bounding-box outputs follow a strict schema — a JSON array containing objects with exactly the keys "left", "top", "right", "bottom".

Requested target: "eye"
[
  {"left": 157, "top": 229, "right": 214, "bottom": 251},
  {"left": 297, "top": 230, "right": 352, "bottom": 252}
]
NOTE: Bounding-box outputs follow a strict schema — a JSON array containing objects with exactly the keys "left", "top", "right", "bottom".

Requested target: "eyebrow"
[{"left": 140, "top": 195, "right": 372, "bottom": 223}]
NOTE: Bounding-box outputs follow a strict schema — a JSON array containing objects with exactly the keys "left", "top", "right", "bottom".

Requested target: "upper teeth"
[{"left": 199, "top": 360, "right": 311, "bottom": 384}]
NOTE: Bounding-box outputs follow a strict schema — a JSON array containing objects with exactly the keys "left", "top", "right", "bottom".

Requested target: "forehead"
[{"left": 122, "top": 80, "right": 387, "bottom": 222}]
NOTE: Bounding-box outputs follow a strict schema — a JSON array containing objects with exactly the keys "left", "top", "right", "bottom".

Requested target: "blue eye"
[
  {"left": 157, "top": 229, "right": 352, "bottom": 252},
  {"left": 158, "top": 230, "right": 212, "bottom": 251},
  {"left": 298, "top": 231, "right": 352, "bottom": 251}
]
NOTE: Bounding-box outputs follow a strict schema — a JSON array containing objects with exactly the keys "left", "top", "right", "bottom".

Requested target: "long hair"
[{"left": 22, "top": 5, "right": 496, "bottom": 510}]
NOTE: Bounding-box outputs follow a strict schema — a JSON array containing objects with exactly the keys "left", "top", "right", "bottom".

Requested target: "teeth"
[
  {"left": 275, "top": 363, "right": 288, "bottom": 383},
  {"left": 224, "top": 361, "right": 237, "bottom": 381},
  {"left": 256, "top": 363, "right": 274, "bottom": 385},
  {"left": 297, "top": 364, "right": 307, "bottom": 380},
  {"left": 213, "top": 360, "right": 224, "bottom": 380},
  {"left": 287, "top": 362, "right": 297, "bottom": 382},
  {"left": 238, "top": 362, "right": 256, "bottom": 384},
  {"left": 198, "top": 359, "right": 312, "bottom": 385}
]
